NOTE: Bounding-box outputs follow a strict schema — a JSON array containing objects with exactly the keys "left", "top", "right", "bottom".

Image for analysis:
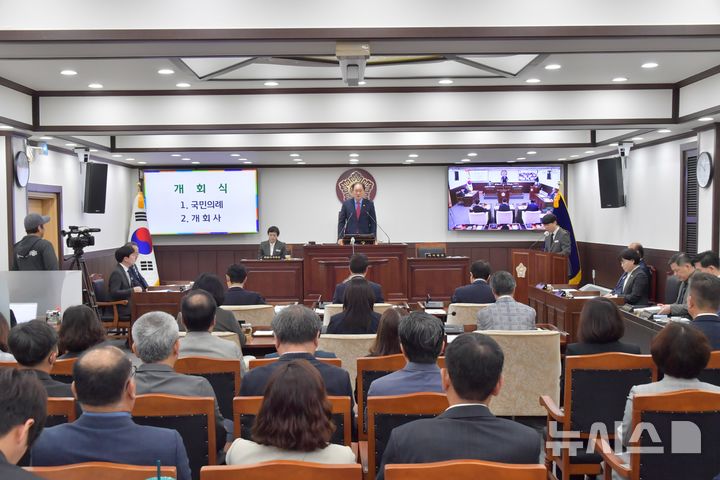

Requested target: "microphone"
[
  {"left": 528, "top": 231, "right": 548, "bottom": 251},
  {"left": 338, "top": 211, "right": 351, "bottom": 242},
  {"left": 365, "top": 209, "right": 390, "bottom": 244},
  {"left": 350, "top": 236, "right": 356, "bottom": 255}
]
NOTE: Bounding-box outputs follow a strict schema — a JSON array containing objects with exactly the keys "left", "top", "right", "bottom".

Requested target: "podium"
[{"left": 511, "top": 249, "right": 568, "bottom": 305}]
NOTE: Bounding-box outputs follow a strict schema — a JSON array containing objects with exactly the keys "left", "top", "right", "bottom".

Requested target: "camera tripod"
[{"left": 67, "top": 248, "right": 101, "bottom": 319}]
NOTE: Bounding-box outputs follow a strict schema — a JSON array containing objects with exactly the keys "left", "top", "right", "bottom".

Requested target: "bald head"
[
  {"left": 181, "top": 289, "right": 217, "bottom": 331},
  {"left": 73, "top": 346, "right": 132, "bottom": 407}
]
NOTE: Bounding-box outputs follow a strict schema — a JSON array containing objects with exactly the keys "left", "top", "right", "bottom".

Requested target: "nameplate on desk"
[
  {"left": 425, "top": 252, "right": 446, "bottom": 258},
  {"left": 262, "top": 255, "right": 282, "bottom": 260}
]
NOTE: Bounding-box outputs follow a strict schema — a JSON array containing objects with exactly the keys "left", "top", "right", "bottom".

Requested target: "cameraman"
[
  {"left": 109, "top": 245, "right": 143, "bottom": 318},
  {"left": 11, "top": 214, "right": 59, "bottom": 271}
]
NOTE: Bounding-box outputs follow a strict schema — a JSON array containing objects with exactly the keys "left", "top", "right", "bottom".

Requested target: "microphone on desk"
[
  {"left": 528, "top": 231, "right": 548, "bottom": 251},
  {"left": 338, "top": 213, "right": 351, "bottom": 242},
  {"left": 366, "top": 210, "right": 390, "bottom": 244},
  {"left": 350, "top": 236, "right": 356, "bottom": 255}
]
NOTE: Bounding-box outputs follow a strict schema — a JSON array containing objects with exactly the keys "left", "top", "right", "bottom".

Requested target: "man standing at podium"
[
  {"left": 337, "top": 182, "right": 377, "bottom": 244},
  {"left": 541, "top": 213, "right": 571, "bottom": 256}
]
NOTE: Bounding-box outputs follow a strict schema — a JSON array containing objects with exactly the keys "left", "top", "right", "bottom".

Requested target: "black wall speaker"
[
  {"left": 597, "top": 157, "right": 625, "bottom": 208},
  {"left": 83, "top": 163, "right": 108, "bottom": 214},
  {"left": 454, "top": 171, "right": 459, "bottom": 181}
]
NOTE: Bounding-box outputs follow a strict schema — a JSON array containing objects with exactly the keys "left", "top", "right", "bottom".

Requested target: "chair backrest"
[
  {"left": 174, "top": 356, "right": 241, "bottom": 421},
  {"left": 373, "top": 303, "right": 394, "bottom": 314},
  {"left": 647, "top": 264, "right": 658, "bottom": 303},
  {"left": 468, "top": 211, "right": 489, "bottom": 225},
  {"left": 248, "top": 357, "right": 342, "bottom": 369},
  {"left": 27, "top": 462, "right": 177, "bottom": 480},
  {"left": 132, "top": 394, "right": 216, "bottom": 480},
  {"left": 200, "top": 461, "right": 362, "bottom": 480},
  {"left": 321, "top": 304, "right": 343, "bottom": 326},
  {"left": 697, "top": 350, "right": 720, "bottom": 387},
  {"left": 384, "top": 459, "right": 546, "bottom": 480},
  {"left": 496, "top": 210, "right": 514, "bottom": 224},
  {"left": 564, "top": 353, "right": 657, "bottom": 434},
  {"left": 521, "top": 210, "right": 543, "bottom": 225},
  {"left": 46, "top": 397, "right": 78, "bottom": 427},
  {"left": 0, "top": 360, "right": 18, "bottom": 369},
  {"left": 233, "top": 395, "right": 352, "bottom": 446},
  {"left": 91, "top": 277, "right": 110, "bottom": 303},
  {"left": 481, "top": 330, "right": 561, "bottom": 416},
  {"left": 446, "top": 303, "right": 490, "bottom": 326},
  {"left": 50, "top": 358, "right": 77, "bottom": 384},
  {"left": 367, "top": 393, "right": 449, "bottom": 476},
  {"left": 629, "top": 390, "right": 720, "bottom": 480},
  {"left": 356, "top": 354, "right": 408, "bottom": 437},
  {"left": 318, "top": 334, "right": 376, "bottom": 388},
  {"left": 220, "top": 305, "right": 275, "bottom": 327}
]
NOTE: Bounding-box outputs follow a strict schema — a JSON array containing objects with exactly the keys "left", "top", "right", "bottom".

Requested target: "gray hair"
[
  {"left": 271, "top": 305, "right": 322, "bottom": 344},
  {"left": 132, "top": 311, "right": 179, "bottom": 363},
  {"left": 490, "top": 270, "right": 516, "bottom": 296},
  {"left": 398, "top": 311, "right": 444, "bottom": 363}
]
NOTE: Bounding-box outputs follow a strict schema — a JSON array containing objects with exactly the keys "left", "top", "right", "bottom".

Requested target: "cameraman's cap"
[
  {"left": 24, "top": 213, "right": 51, "bottom": 231},
  {"left": 541, "top": 213, "right": 558, "bottom": 225}
]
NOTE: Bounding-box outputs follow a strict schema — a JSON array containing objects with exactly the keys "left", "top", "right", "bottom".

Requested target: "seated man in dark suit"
[
  {"left": 108, "top": 244, "right": 142, "bottom": 318},
  {"left": 694, "top": 250, "right": 720, "bottom": 277},
  {"left": 498, "top": 199, "right": 511, "bottom": 211},
  {"left": 332, "top": 253, "right": 384, "bottom": 304},
  {"left": 126, "top": 242, "right": 149, "bottom": 289},
  {"left": 368, "top": 312, "right": 444, "bottom": 396},
  {"left": 0, "top": 369, "right": 47, "bottom": 480},
  {"left": 526, "top": 199, "right": 539, "bottom": 211},
  {"left": 223, "top": 264, "right": 266, "bottom": 305},
  {"left": 658, "top": 252, "right": 697, "bottom": 318},
  {"left": 30, "top": 346, "right": 191, "bottom": 480},
  {"left": 470, "top": 200, "right": 485, "bottom": 213},
  {"left": 450, "top": 260, "right": 495, "bottom": 304},
  {"left": 131, "top": 311, "right": 228, "bottom": 448},
  {"left": 688, "top": 272, "right": 720, "bottom": 350},
  {"left": 376, "top": 333, "right": 541, "bottom": 479},
  {"left": 8, "top": 320, "right": 73, "bottom": 397}
]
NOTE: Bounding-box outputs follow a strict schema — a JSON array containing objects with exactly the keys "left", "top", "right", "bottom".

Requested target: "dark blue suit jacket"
[
  {"left": 692, "top": 314, "right": 720, "bottom": 350},
  {"left": 327, "top": 311, "right": 381, "bottom": 334},
  {"left": 332, "top": 277, "right": 384, "bottom": 303},
  {"left": 31, "top": 413, "right": 191, "bottom": 480},
  {"left": 337, "top": 198, "right": 377, "bottom": 238},
  {"left": 224, "top": 287, "right": 265, "bottom": 305},
  {"left": 451, "top": 279, "right": 496, "bottom": 304}
]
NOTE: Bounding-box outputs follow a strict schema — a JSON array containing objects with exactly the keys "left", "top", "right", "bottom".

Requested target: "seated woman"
[
  {"left": 258, "top": 225, "right": 288, "bottom": 259},
  {"left": 0, "top": 313, "right": 15, "bottom": 361},
  {"left": 607, "top": 248, "right": 650, "bottom": 306},
  {"left": 326, "top": 278, "right": 381, "bottom": 334},
  {"left": 619, "top": 322, "right": 720, "bottom": 446},
  {"left": 58, "top": 305, "right": 106, "bottom": 359},
  {"left": 368, "top": 307, "right": 405, "bottom": 357},
  {"left": 226, "top": 359, "right": 355, "bottom": 464}
]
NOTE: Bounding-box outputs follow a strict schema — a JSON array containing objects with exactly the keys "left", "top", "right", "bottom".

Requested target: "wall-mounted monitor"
[
  {"left": 447, "top": 165, "right": 562, "bottom": 231},
  {"left": 144, "top": 169, "right": 259, "bottom": 234}
]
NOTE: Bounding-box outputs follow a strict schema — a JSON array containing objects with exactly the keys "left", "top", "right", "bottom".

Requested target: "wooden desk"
[
  {"left": 407, "top": 257, "right": 469, "bottom": 302},
  {"left": 303, "top": 243, "right": 408, "bottom": 304},
  {"left": 242, "top": 335, "right": 277, "bottom": 357},
  {"left": 131, "top": 290, "right": 184, "bottom": 321},
  {"left": 619, "top": 310, "right": 663, "bottom": 353},
  {"left": 240, "top": 259, "right": 303, "bottom": 303},
  {"left": 528, "top": 285, "right": 624, "bottom": 342},
  {"left": 511, "top": 249, "right": 568, "bottom": 305}
]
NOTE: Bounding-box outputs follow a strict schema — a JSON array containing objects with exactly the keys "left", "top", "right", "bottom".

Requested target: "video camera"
[{"left": 61, "top": 226, "right": 101, "bottom": 253}]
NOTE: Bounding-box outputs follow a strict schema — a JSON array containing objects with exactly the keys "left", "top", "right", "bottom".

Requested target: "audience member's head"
[
  {"left": 114, "top": 244, "right": 135, "bottom": 265},
  {"left": 490, "top": 270, "right": 516, "bottom": 297},
  {"left": 0, "top": 313, "right": 11, "bottom": 354},
  {"left": 0, "top": 369, "right": 47, "bottom": 464},
  {"left": 341, "top": 278, "right": 376, "bottom": 333},
  {"left": 688, "top": 272, "right": 720, "bottom": 317},
  {"left": 628, "top": 242, "right": 645, "bottom": 260},
  {"left": 132, "top": 311, "right": 180, "bottom": 364},
  {"left": 669, "top": 252, "right": 696, "bottom": 281},
  {"left": 181, "top": 289, "right": 217, "bottom": 332},
  {"left": 651, "top": 322, "right": 710, "bottom": 379},
  {"left": 541, "top": 213, "right": 558, "bottom": 230},
  {"left": 8, "top": 320, "right": 59, "bottom": 370},
  {"left": 694, "top": 250, "right": 720, "bottom": 275},
  {"left": 470, "top": 260, "right": 491, "bottom": 282},
  {"left": 577, "top": 297, "right": 624, "bottom": 344},
  {"left": 349, "top": 253, "right": 370, "bottom": 275},
  {"left": 443, "top": 333, "right": 504, "bottom": 404},
  {"left": 73, "top": 346, "right": 134, "bottom": 410},
  {"left": 369, "top": 307, "right": 405, "bottom": 357},
  {"left": 191, "top": 272, "right": 225, "bottom": 306},
  {"left": 226, "top": 264, "right": 248, "bottom": 286},
  {"left": 58, "top": 305, "right": 106, "bottom": 355},
  {"left": 24, "top": 213, "right": 49, "bottom": 236},
  {"left": 252, "top": 359, "right": 334, "bottom": 452},
  {"left": 398, "top": 311, "right": 444, "bottom": 364},
  {"left": 619, "top": 248, "right": 641, "bottom": 273},
  {"left": 271, "top": 305, "right": 322, "bottom": 353}
]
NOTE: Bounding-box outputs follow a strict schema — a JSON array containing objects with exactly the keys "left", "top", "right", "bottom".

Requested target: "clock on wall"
[
  {"left": 14, "top": 151, "right": 29, "bottom": 188},
  {"left": 697, "top": 151, "right": 713, "bottom": 188}
]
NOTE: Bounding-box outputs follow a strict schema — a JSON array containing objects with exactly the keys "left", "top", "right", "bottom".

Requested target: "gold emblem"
[{"left": 515, "top": 262, "right": 527, "bottom": 279}]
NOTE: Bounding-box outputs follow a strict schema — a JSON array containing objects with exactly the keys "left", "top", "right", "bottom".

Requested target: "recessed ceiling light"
[
  {"left": 238, "top": 158, "right": 247, "bottom": 161},
  {"left": 558, "top": 157, "right": 567, "bottom": 161},
  {"left": 293, "top": 158, "right": 303, "bottom": 162},
  {"left": 544, "top": 64, "right": 562, "bottom": 70},
  {"left": 231, "top": 154, "right": 241, "bottom": 157},
  {"left": 243, "top": 161, "right": 252, "bottom": 164},
  {"left": 527, "top": 151, "right": 537, "bottom": 155},
  {"left": 60, "top": 69, "right": 77, "bottom": 76},
  {"left": 507, "top": 160, "right": 517, "bottom": 164},
  {"left": 404, "top": 159, "right": 415, "bottom": 163},
  {"left": 191, "top": 161, "right": 200, "bottom": 165},
  {"left": 112, "top": 154, "right": 122, "bottom": 158},
  {"left": 408, "top": 154, "right": 419, "bottom": 158},
  {"left": 699, "top": 117, "right": 714, "bottom": 122},
  {"left": 525, "top": 78, "right": 541, "bottom": 83},
  {"left": 171, "top": 154, "right": 181, "bottom": 157},
  {"left": 350, "top": 159, "right": 360, "bottom": 163},
  {"left": 656, "top": 129, "right": 671, "bottom": 133},
  {"left": 137, "top": 161, "right": 147, "bottom": 165},
  {"left": 438, "top": 79, "right": 454, "bottom": 85},
  {"left": 349, "top": 153, "right": 359, "bottom": 157},
  {"left": 358, "top": 81, "right": 367, "bottom": 86},
  {"left": 157, "top": 69, "right": 175, "bottom": 75},
  {"left": 460, "top": 158, "right": 471, "bottom": 163},
  {"left": 88, "top": 83, "right": 103, "bottom": 89},
  {"left": 181, "top": 157, "right": 191, "bottom": 161},
  {"left": 39, "top": 136, "right": 53, "bottom": 140},
  {"left": 264, "top": 81, "right": 279, "bottom": 87},
  {"left": 89, "top": 149, "right": 98, "bottom": 153},
  {"left": 570, "top": 154, "right": 579, "bottom": 158},
  {"left": 585, "top": 150, "right": 595, "bottom": 154},
  {"left": 126, "top": 158, "right": 135, "bottom": 161},
  {"left": 612, "top": 77, "right": 628, "bottom": 82},
  {"left": 296, "top": 161, "right": 306, "bottom": 165},
  {"left": 176, "top": 82, "right": 191, "bottom": 88},
  {"left": 641, "top": 62, "right": 659, "bottom": 69},
  {"left": 289, "top": 153, "right": 300, "bottom": 157},
  {"left": 467, "top": 152, "right": 477, "bottom": 157},
  {"left": 631, "top": 137, "right": 644, "bottom": 141},
  {"left": 609, "top": 143, "right": 619, "bottom": 146},
  {"left": 65, "top": 143, "right": 77, "bottom": 147},
  {"left": 0, "top": 125, "right": 13, "bottom": 130},
  {"left": 516, "top": 157, "right": 526, "bottom": 160}
]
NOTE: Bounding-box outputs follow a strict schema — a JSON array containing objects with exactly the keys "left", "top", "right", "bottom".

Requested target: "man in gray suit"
[
  {"left": 131, "top": 311, "right": 227, "bottom": 448},
  {"left": 658, "top": 252, "right": 696, "bottom": 318},
  {"left": 178, "top": 289, "right": 246, "bottom": 373},
  {"left": 477, "top": 271, "right": 536, "bottom": 330},
  {"left": 541, "top": 213, "right": 571, "bottom": 256},
  {"left": 258, "top": 225, "right": 288, "bottom": 258}
]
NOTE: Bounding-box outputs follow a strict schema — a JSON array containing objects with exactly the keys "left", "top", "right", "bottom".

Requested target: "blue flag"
[{"left": 552, "top": 192, "right": 582, "bottom": 285}]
